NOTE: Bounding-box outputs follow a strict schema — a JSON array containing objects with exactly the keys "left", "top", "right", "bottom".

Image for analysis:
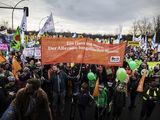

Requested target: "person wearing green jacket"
[{"left": 94, "top": 84, "right": 108, "bottom": 120}]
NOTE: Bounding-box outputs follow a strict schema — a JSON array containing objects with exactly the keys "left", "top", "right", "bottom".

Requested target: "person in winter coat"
[
  {"left": 112, "top": 82, "right": 126, "bottom": 120},
  {"left": 1, "top": 78, "right": 52, "bottom": 120},
  {"left": 139, "top": 82, "right": 159, "bottom": 120},
  {"left": 77, "top": 82, "right": 94, "bottom": 120},
  {"left": 128, "top": 70, "right": 140, "bottom": 110},
  {"left": 18, "top": 67, "right": 31, "bottom": 88},
  {"left": 50, "top": 64, "right": 79, "bottom": 118},
  {"left": 0, "top": 81, "right": 8, "bottom": 118}
]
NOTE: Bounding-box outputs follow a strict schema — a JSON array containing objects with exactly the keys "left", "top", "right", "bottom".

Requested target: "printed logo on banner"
[{"left": 110, "top": 56, "right": 120, "bottom": 63}]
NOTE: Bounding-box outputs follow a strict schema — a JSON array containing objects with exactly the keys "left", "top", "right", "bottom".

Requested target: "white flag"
[
  {"left": 132, "top": 34, "right": 135, "bottom": 41},
  {"left": 138, "top": 35, "right": 142, "bottom": 41},
  {"left": 153, "top": 33, "right": 156, "bottom": 43},
  {"left": 72, "top": 32, "right": 77, "bottom": 38},
  {"left": 20, "top": 11, "right": 27, "bottom": 45},
  {"left": 38, "top": 13, "right": 55, "bottom": 36},
  {"left": 113, "top": 34, "right": 122, "bottom": 44},
  {"left": 143, "top": 35, "right": 148, "bottom": 53},
  {"left": 20, "top": 11, "right": 27, "bottom": 32},
  {"left": 140, "top": 36, "right": 144, "bottom": 48},
  {"left": 118, "top": 34, "right": 122, "bottom": 40},
  {"left": 133, "top": 35, "right": 142, "bottom": 41},
  {"left": 152, "top": 33, "right": 157, "bottom": 49}
]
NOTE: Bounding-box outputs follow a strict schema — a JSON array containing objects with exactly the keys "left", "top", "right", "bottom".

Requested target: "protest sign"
[
  {"left": 128, "top": 41, "right": 140, "bottom": 47},
  {"left": 0, "top": 44, "right": 8, "bottom": 50}
]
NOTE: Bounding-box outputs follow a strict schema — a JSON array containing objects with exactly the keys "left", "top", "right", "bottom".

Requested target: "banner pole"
[{"left": 78, "top": 38, "right": 88, "bottom": 75}]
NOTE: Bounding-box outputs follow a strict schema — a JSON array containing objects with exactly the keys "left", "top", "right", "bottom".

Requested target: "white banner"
[
  {"left": 23, "top": 48, "right": 34, "bottom": 57},
  {"left": 34, "top": 47, "right": 41, "bottom": 59},
  {"left": 23, "top": 47, "right": 41, "bottom": 59}
]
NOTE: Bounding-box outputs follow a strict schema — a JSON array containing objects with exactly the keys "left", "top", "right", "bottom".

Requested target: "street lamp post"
[{"left": 12, "top": 0, "right": 28, "bottom": 30}]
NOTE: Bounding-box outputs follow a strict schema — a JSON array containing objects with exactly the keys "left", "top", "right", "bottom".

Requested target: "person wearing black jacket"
[
  {"left": 0, "top": 78, "right": 8, "bottom": 118},
  {"left": 50, "top": 64, "right": 79, "bottom": 118},
  {"left": 128, "top": 70, "right": 140, "bottom": 110},
  {"left": 77, "top": 82, "right": 93, "bottom": 120},
  {"left": 139, "top": 82, "right": 159, "bottom": 120},
  {"left": 112, "top": 82, "right": 126, "bottom": 120}
]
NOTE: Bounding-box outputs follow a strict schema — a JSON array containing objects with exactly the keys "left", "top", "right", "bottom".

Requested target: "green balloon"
[
  {"left": 129, "top": 61, "right": 137, "bottom": 70},
  {"left": 116, "top": 68, "right": 127, "bottom": 82},
  {"left": 87, "top": 72, "right": 95, "bottom": 81}
]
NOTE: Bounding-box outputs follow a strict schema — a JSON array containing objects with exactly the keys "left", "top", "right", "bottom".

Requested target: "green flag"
[{"left": 10, "top": 26, "right": 21, "bottom": 51}]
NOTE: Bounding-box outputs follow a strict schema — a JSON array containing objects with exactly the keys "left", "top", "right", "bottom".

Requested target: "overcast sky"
[{"left": 0, "top": 0, "right": 160, "bottom": 34}]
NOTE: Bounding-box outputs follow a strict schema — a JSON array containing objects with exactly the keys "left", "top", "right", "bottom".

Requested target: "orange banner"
[{"left": 41, "top": 38, "right": 126, "bottom": 66}]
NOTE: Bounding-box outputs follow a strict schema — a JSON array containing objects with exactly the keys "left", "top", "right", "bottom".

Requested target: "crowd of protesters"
[{"left": 0, "top": 37, "right": 160, "bottom": 120}]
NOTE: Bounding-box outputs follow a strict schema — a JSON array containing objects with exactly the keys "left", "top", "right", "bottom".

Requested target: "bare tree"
[
  {"left": 137, "top": 18, "right": 153, "bottom": 35},
  {"left": 147, "top": 22, "right": 154, "bottom": 35},
  {"left": 115, "top": 24, "right": 123, "bottom": 35},
  {"left": 131, "top": 20, "right": 139, "bottom": 35},
  {"left": 153, "top": 15, "right": 160, "bottom": 33}
]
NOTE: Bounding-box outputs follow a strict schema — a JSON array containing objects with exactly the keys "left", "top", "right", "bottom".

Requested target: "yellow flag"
[
  {"left": 93, "top": 78, "right": 99, "bottom": 97},
  {"left": 137, "top": 70, "right": 146, "bottom": 92},
  {"left": 12, "top": 57, "right": 22, "bottom": 79}
]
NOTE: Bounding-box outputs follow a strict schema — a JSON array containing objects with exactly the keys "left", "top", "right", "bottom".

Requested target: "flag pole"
[{"left": 78, "top": 38, "right": 88, "bottom": 76}]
